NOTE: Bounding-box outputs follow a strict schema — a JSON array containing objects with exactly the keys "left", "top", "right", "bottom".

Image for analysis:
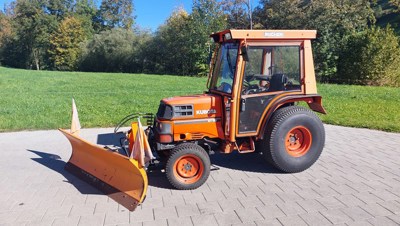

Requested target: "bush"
[
  {"left": 337, "top": 26, "right": 400, "bottom": 87},
  {"left": 79, "top": 28, "right": 136, "bottom": 72}
]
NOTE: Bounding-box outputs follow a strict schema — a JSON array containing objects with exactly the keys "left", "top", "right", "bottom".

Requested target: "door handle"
[{"left": 240, "top": 98, "right": 246, "bottom": 112}]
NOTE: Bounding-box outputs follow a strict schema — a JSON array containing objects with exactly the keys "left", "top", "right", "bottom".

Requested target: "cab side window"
[{"left": 242, "top": 46, "right": 301, "bottom": 95}]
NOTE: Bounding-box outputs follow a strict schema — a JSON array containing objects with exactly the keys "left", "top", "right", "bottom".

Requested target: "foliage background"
[{"left": 0, "top": 0, "right": 400, "bottom": 86}]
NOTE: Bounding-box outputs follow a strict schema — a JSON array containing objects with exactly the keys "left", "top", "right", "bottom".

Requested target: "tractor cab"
[{"left": 207, "top": 30, "right": 325, "bottom": 144}]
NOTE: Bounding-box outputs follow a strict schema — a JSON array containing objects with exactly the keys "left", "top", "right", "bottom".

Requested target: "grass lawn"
[{"left": 0, "top": 66, "right": 399, "bottom": 132}]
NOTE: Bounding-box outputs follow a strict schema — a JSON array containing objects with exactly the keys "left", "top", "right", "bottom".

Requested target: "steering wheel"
[
  {"left": 242, "top": 74, "right": 271, "bottom": 94},
  {"left": 243, "top": 84, "right": 259, "bottom": 95}
]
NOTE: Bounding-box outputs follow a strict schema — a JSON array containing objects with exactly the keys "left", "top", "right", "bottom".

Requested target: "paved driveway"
[{"left": 0, "top": 125, "right": 400, "bottom": 226}]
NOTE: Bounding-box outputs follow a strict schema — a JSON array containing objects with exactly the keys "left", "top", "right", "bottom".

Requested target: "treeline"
[{"left": 0, "top": 0, "right": 399, "bottom": 86}]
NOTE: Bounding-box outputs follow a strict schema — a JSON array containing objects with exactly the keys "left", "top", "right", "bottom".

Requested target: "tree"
[
  {"left": 2, "top": 0, "right": 59, "bottom": 70},
  {"left": 98, "top": 0, "right": 135, "bottom": 30},
  {"left": 190, "top": 0, "right": 228, "bottom": 75},
  {"left": 49, "top": 16, "right": 86, "bottom": 70},
  {"left": 222, "top": 0, "right": 252, "bottom": 29},
  {"left": 46, "top": 0, "right": 74, "bottom": 19},
  {"left": 254, "top": 0, "right": 375, "bottom": 82},
  {"left": 73, "top": 0, "right": 97, "bottom": 36},
  {"left": 147, "top": 8, "right": 193, "bottom": 75},
  {"left": 147, "top": 1, "right": 228, "bottom": 76},
  {"left": 338, "top": 26, "right": 400, "bottom": 87},
  {"left": 390, "top": 0, "right": 400, "bottom": 12},
  {"left": 79, "top": 28, "right": 137, "bottom": 72},
  {"left": 0, "top": 12, "right": 12, "bottom": 48},
  {"left": 0, "top": 12, "right": 13, "bottom": 64}
]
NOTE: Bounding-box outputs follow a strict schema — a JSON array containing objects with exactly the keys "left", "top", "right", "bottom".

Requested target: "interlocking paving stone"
[
  {"left": 197, "top": 201, "right": 223, "bottom": 215},
  {"left": 217, "top": 198, "right": 244, "bottom": 212},
  {"left": 298, "top": 212, "right": 332, "bottom": 226},
  {"left": 1, "top": 125, "right": 400, "bottom": 226},
  {"left": 276, "top": 201, "right": 307, "bottom": 216},
  {"left": 256, "top": 205, "right": 285, "bottom": 220},
  {"left": 340, "top": 206, "right": 373, "bottom": 221},
  {"left": 234, "top": 207, "right": 264, "bottom": 223},
  {"left": 387, "top": 214, "right": 400, "bottom": 224},
  {"left": 52, "top": 216, "right": 80, "bottom": 226},
  {"left": 296, "top": 199, "right": 328, "bottom": 213},
  {"left": 379, "top": 200, "right": 400, "bottom": 214},
  {"left": 334, "top": 194, "right": 365, "bottom": 207},
  {"left": 104, "top": 211, "right": 129, "bottom": 225},
  {"left": 142, "top": 219, "right": 167, "bottom": 226},
  {"left": 277, "top": 215, "right": 308, "bottom": 226},
  {"left": 130, "top": 207, "right": 154, "bottom": 223},
  {"left": 317, "top": 196, "right": 347, "bottom": 209},
  {"left": 238, "top": 195, "right": 264, "bottom": 208},
  {"left": 190, "top": 214, "right": 218, "bottom": 226},
  {"left": 167, "top": 216, "right": 193, "bottom": 226},
  {"left": 345, "top": 220, "right": 373, "bottom": 226},
  {"left": 78, "top": 213, "right": 106, "bottom": 226},
  {"left": 319, "top": 208, "right": 353, "bottom": 224},
  {"left": 183, "top": 193, "right": 205, "bottom": 204},
  {"left": 367, "top": 216, "right": 400, "bottom": 226},
  {"left": 359, "top": 203, "right": 394, "bottom": 217},
  {"left": 254, "top": 218, "right": 282, "bottom": 226},
  {"left": 175, "top": 204, "right": 200, "bottom": 218},
  {"left": 153, "top": 206, "right": 178, "bottom": 220},
  {"left": 214, "top": 210, "right": 242, "bottom": 225}
]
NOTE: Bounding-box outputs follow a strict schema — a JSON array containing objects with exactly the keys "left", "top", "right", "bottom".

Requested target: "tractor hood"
[{"left": 157, "top": 94, "right": 222, "bottom": 120}]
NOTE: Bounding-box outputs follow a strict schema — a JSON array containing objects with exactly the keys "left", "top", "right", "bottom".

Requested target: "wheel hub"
[
  {"left": 289, "top": 135, "right": 297, "bottom": 144},
  {"left": 183, "top": 162, "right": 193, "bottom": 171},
  {"left": 175, "top": 156, "right": 200, "bottom": 178},
  {"left": 285, "top": 126, "right": 312, "bottom": 157}
]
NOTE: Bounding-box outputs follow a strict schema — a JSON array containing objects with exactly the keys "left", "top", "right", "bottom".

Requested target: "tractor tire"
[
  {"left": 259, "top": 106, "right": 325, "bottom": 173},
  {"left": 165, "top": 143, "right": 211, "bottom": 190}
]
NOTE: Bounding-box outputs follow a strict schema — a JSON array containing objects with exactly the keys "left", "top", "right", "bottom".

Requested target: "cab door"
[{"left": 237, "top": 44, "right": 303, "bottom": 135}]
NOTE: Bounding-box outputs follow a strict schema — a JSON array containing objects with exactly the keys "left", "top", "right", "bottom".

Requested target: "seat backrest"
[{"left": 269, "top": 74, "right": 287, "bottom": 92}]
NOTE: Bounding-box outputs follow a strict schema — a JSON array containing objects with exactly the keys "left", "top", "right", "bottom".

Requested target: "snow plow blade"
[{"left": 60, "top": 129, "right": 148, "bottom": 211}]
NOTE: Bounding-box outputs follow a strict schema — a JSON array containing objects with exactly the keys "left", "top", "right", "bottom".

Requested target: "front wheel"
[
  {"left": 165, "top": 143, "right": 210, "bottom": 190},
  {"left": 259, "top": 106, "right": 325, "bottom": 173}
]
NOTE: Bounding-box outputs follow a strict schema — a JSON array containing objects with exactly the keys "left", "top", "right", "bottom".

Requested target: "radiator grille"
[{"left": 173, "top": 105, "right": 193, "bottom": 117}]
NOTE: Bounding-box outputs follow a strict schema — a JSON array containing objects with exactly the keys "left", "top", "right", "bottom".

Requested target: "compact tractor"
[{"left": 60, "top": 29, "right": 326, "bottom": 211}]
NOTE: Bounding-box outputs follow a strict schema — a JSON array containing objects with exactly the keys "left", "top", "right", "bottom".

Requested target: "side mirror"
[{"left": 241, "top": 46, "right": 249, "bottom": 61}]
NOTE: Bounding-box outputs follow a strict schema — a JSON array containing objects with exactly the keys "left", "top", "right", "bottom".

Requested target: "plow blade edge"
[{"left": 60, "top": 129, "right": 148, "bottom": 211}]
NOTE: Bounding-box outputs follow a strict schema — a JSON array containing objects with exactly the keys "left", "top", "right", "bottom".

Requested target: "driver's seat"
[{"left": 269, "top": 74, "right": 288, "bottom": 92}]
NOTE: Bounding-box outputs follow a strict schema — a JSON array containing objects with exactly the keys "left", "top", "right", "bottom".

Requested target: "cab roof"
[{"left": 211, "top": 29, "right": 317, "bottom": 43}]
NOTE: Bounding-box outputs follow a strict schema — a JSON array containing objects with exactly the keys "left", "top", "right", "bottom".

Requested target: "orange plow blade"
[{"left": 60, "top": 129, "right": 148, "bottom": 211}]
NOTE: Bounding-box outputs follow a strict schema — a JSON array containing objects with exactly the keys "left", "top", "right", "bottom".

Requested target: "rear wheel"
[
  {"left": 165, "top": 143, "right": 210, "bottom": 190},
  {"left": 258, "top": 106, "right": 325, "bottom": 173}
]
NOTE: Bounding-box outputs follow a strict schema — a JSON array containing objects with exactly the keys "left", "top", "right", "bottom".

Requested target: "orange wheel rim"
[
  {"left": 285, "top": 126, "right": 312, "bottom": 157},
  {"left": 173, "top": 154, "right": 204, "bottom": 184}
]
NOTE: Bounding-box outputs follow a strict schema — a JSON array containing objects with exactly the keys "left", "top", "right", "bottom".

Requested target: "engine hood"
[{"left": 159, "top": 94, "right": 222, "bottom": 119}]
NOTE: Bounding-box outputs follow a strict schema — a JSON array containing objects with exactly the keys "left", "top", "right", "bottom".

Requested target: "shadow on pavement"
[
  {"left": 28, "top": 150, "right": 102, "bottom": 195},
  {"left": 146, "top": 167, "right": 174, "bottom": 189},
  {"left": 210, "top": 151, "right": 283, "bottom": 174}
]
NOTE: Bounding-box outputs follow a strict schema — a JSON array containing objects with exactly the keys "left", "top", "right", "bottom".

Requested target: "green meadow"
[{"left": 0, "top": 67, "right": 399, "bottom": 132}]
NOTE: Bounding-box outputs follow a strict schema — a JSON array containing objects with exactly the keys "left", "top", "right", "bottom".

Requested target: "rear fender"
[{"left": 257, "top": 95, "right": 326, "bottom": 140}]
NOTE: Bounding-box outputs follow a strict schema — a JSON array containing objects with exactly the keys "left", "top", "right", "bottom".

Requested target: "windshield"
[{"left": 209, "top": 42, "right": 239, "bottom": 94}]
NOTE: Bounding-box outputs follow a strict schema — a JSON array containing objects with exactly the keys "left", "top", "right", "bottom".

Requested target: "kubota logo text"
[{"left": 196, "top": 109, "right": 217, "bottom": 115}]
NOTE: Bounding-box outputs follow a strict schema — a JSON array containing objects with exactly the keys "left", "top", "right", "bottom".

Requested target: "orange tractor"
[{"left": 60, "top": 29, "right": 326, "bottom": 211}]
